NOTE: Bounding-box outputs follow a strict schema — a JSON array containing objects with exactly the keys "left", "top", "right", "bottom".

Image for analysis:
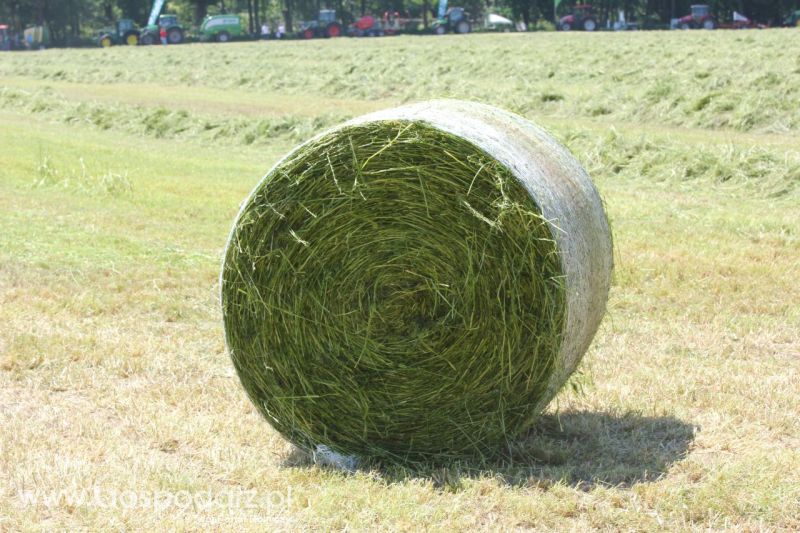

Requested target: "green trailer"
[{"left": 199, "top": 14, "right": 243, "bottom": 42}]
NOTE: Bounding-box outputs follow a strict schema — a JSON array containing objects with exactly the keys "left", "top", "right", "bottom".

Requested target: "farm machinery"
[
  {"left": 348, "top": 12, "right": 405, "bottom": 37},
  {"left": 97, "top": 0, "right": 184, "bottom": 47},
  {"left": 432, "top": 0, "right": 471, "bottom": 34},
  {"left": 97, "top": 19, "right": 140, "bottom": 46},
  {"left": 725, "top": 11, "right": 761, "bottom": 29},
  {"left": 199, "top": 14, "right": 243, "bottom": 42},
  {"left": 784, "top": 10, "right": 800, "bottom": 27},
  {"left": 140, "top": 14, "right": 185, "bottom": 45},
  {"left": 298, "top": 9, "right": 343, "bottom": 39},
  {"left": 677, "top": 5, "right": 716, "bottom": 29},
  {"left": 558, "top": 4, "right": 598, "bottom": 31}
]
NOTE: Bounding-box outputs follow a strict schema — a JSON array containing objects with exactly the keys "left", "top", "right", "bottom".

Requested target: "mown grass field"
[{"left": 1, "top": 30, "right": 799, "bottom": 530}]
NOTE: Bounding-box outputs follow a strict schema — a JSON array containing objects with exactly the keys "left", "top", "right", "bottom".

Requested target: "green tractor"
[
  {"left": 140, "top": 14, "right": 185, "bottom": 45},
  {"left": 431, "top": 1, "right": 471, "bottom": 35},
  {"left": 97, "top": 18, "right": 140, "bottom": 47}
]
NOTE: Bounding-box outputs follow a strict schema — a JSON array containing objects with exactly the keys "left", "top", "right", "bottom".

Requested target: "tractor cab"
[
  {"left": 117, "top": 18, "right": 136, "bottom": 34},
  {"left": 318, "top": 10, "right": 337, "bottom": 26},
  {"left": 691, "top": 5, "right": 710, "bottom": 19},
  {"left": 158, "top": 15, "right": 178, "bottom": 28},
  {"left": 558, "top": 4, "right": 598, "bottom": 31},
  {"left": 447, "top": 8, "right": 468, "bottom": 26}
]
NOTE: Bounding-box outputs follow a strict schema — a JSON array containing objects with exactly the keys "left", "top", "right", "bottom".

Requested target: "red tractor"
[
  {"left": 677, "top": 4, "right": 716, "bottom": 29},
  {"left": 558, "top": 4, "right": 598, "bottom": 31}
]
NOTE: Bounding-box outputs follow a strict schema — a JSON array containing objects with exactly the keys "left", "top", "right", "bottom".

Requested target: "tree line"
[{"left": 1, "top": 0, "right": 797, "bottom": 45}]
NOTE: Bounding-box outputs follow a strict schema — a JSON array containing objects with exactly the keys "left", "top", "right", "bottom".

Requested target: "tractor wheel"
[
  {"left": 217, "top": 31, "right": 230, "bottom": 43},
  {"left": 141, "top": 33, "right": 155, "bottom": 45},
  {"left": 167, "top": 28, "right": 183, "bottom": 44},
  {"left": 702, "top": 19, "right": 716, "bottom": 30},
  {"left": 99, "top": 35, "right": 112, "bottom": 48},
  {"left": 560, "top": 22, "right": 572, "bottom": 31},
  {"left": 303, "top": 29, "right": 314, "bottom": 39},
  {"left": 583, "top": 18, "right": 597, "bottom": 31},
  {"left": 434, "top": 25, "right": 446, "bottom": 35},
  {"left": 456, "top": 20, "right": 471, "bottom": 34},
  {"left": 326, "top": 22, "right": 342, "bottom": 38}
]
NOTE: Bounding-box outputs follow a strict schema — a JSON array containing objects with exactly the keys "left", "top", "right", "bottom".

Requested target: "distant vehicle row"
[
  {"left": 96, "top": 5, "right": 476, "bottom": 47},
  {"left": 557, "top": 4, "right": 798, "bottom": 32},
  {"left": 2, "top": 2, "right": 798, "bottom": 52}
]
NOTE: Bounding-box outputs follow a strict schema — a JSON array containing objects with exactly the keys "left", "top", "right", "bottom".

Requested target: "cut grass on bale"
[{"left": 223, "top": 120, "right": 567, "bottom": 461}]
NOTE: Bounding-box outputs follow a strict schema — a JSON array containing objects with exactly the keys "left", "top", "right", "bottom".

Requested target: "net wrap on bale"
[{"left": 221, "top": 100, "right": 612, "bottom": 462}]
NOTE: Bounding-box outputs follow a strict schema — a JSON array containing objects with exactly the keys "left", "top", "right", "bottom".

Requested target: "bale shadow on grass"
[{"left": 282, "top": 411, "right": 696, "bottom": 490}]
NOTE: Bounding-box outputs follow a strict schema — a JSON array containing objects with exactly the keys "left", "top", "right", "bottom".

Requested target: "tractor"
[
  {"left": 298, "top": 9, "right": 343, "bottom": 39},
  {"left": 432, "top": 7, "right": 471, "bottom": 34},
  {"left": 558, "top": 4, "right": 599, "bottom": 31},
  {"left": 784, "top": 10, "right": 800, "bottom": 27},
  {"left": 677, "top": 5, "right": 716, "bottom": 29},
  {"left": 140, "top": 14, "right": 185, "bottom": 45},
  {"left": 97, "top": 19, "right": 140, "bottom": 47}
]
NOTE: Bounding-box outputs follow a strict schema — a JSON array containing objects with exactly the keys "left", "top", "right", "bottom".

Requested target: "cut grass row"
[
  {"left": 2, "top": 85, "right": 797, "bottom": 200},
  {"left": 2, "top": 32, "right": 799, "bottom": 133}
]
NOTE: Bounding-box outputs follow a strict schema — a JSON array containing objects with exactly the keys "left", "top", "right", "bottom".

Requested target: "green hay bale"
[{"left": 221, "top": 100, "right": 612, "bottom": 462}]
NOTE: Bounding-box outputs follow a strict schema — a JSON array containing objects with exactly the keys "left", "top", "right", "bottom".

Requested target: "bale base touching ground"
[{"left": 221, "top": 100, "right": 612, "bottom": 462}]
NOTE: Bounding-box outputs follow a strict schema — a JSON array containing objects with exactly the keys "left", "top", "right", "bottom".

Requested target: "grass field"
[{"left": 1, "top": 30, "right": 799, "bottom": 530}]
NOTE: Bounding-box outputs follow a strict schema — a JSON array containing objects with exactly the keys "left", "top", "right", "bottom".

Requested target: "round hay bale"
[{"left": 221, "top": 100, "right": 612, "bottom": 462}]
